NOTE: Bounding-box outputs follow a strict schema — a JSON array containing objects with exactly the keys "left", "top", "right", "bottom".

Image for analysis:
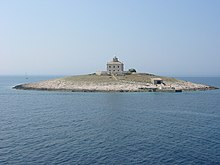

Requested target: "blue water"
[{"left": 0, "top": 76, "right": 220, "bottom": 165}]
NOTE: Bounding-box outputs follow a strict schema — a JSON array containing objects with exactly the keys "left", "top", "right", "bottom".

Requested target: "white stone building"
[
  {"left": 151, "top": 78, "right": 163, "bottom": 85},
  {"left": 107, "top": 57, "right": 124, "bottom": 74}
]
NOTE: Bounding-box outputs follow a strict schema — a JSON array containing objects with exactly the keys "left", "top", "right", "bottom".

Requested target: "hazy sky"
[{"left": 1, "top": 0, "right": 220, "bottom": 76}]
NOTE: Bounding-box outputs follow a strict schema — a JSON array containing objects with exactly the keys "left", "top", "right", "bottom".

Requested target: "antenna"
[
  {"left": 25, "top": 72, "right": 28, "bottom": 79},
  {"left": 115, "top": 51, "right": 118, "bottom": 57}
]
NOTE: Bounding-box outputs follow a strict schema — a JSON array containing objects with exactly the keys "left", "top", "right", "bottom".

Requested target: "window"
[
  {"left": 113, "top": 66, "right": 115, "bottom": 68},
  {"left": 109, "top": 66, "right": 111, "bottom": 68},
  {"left": 118, "top": 70, "right": 119, "bottom": 71},
  {"left": 118, "top": 66, "right": 119, "bottom": 68},
  {"left": 113, "top": 70, "right": 115, "bottom": 72}
]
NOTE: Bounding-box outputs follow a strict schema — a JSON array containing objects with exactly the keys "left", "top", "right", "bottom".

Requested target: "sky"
[{"left": 0, "top": 0, "right": 220, "bottom": 76}]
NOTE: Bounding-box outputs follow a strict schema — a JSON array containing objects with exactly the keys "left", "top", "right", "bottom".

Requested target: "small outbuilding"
[
  {"left": 128, "top": 68, "right": 136, "bottom": 73},
  {"left": 151, "top": 78, "right": 163, "bottom": 85}
]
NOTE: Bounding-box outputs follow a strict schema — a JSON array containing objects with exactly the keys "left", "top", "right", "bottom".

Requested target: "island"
[{"left": 13, "top": 57, "right": 218, "bottom": 92}]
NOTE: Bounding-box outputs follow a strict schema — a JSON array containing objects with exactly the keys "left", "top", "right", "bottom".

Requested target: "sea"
[{"left": 0, "top": 76, "right": 220, "bottom": 165}]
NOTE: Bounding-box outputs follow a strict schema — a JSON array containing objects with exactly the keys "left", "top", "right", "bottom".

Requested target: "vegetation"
[{"left": 61, "top": 73, "right": 178, "bottom": 84}]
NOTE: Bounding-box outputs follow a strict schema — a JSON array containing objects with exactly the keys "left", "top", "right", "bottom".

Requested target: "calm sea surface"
[{"left": 0, "top": 76, "right": 220, "bottom": 165}]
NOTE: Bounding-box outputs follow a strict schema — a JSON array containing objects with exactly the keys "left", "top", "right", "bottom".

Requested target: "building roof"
[
  {"left": 107, "top": 61, "right": 123, "bottom": 65},
  {"left": 151, "top": 78, "right": 162, "bottom": 81},
  {"left": 107, "top": 56, "right": 123, "bottom": 65}
]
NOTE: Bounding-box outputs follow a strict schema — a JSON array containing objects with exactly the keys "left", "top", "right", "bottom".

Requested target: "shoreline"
[{"left": 13, "top": 87, "right": 218, "bottom": 93}]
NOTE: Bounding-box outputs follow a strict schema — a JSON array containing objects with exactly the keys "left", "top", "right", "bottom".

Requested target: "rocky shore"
[{"left": 13, "top": 73, "right": 218, "bottom": 92}]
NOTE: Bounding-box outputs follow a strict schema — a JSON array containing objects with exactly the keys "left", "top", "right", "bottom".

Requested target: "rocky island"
[
  {"left": 13, "top": 73, "right": 218, "bottom": 92},
  {"left": 13, "top": 57, "right": 218, "bottom": 92}
]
